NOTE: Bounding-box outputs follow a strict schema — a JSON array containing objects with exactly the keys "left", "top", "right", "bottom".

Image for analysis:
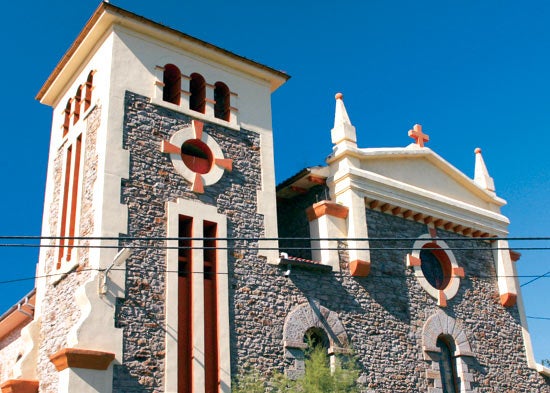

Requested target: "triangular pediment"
[{"left": 355, "top": 147, "right": 505, "bottom": 211}]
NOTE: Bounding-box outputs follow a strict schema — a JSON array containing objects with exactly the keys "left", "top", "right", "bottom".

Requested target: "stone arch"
[
  {"left": 422, "top": 311, "right": 472, "bottom": 356},
  {"left": 422, "top": 311, "right": 475, "bottom": 393},
  {"left": 283, "top": 300, "right": 348, "bottom": 350},
  {"left": 283, "top": 300, "right": 349, "bottom": 379}
]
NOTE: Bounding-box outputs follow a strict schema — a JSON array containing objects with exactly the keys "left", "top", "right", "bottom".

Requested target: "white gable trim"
[{"left": 330, "top": 167, "right": 509, "bottom": 236}]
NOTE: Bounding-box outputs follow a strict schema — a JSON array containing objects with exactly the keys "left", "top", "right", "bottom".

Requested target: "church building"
[{"left": 0, "top": 2, "right": 548, "bottom": 392}]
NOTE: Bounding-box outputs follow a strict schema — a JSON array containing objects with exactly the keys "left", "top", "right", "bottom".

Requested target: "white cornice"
[
  {"left": 37, "top": 3, "right": 289, "bottom": 106},
  {"left": 327, "top": 144, "right": 506, "bottom": 206},
  {"left": 329, "top": 167, "right": 510, "bottom": 236}
]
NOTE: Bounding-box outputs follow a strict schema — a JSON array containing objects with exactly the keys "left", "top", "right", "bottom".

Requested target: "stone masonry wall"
[
  {"left": 277, "top": 185, "right": 327, "bottom": 261},
  {"left": 114, "top": 92, "right": 266, "bottom": 392},
  {"left": 239, "top": 201, "right": 550, "bottom": 391},
  {"left": 0, "top": 325, "right": 26, "bottom": 382},
  {"left": 113, "top": 91, "right": 548, "bottom": 392},
  {"left": 37, "top": 106, "right": 99, "bottom": 392}
]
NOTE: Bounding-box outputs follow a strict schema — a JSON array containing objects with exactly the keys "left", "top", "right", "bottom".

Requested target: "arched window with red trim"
[
  {"left": 84, "top": 71, "right": 94, "bottom": 111},
  {"left": 73, "top": 86, "right": 82, "bottom": 125},
  {"left": 63, "top": 99, "right": 71, "bottom": 137},
  {"left": 189, "top": 73, "right": 206, "bottom": 113},
  {"left": 214, "top": 82, "right": 230, "bottom": 121},
  {"left": 163, "top": 64, "right": 181, "bottom": 105}
]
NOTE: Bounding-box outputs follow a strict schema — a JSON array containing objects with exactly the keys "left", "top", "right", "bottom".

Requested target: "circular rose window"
[
  {"left": 408, "top": 234, "right": 462, "bottom": 305},
  {"left": 180, "top": 139, "right": 213, "bottom": 174},
  {"left": 420, "top": 245, "right": 452, "bottom": 290},
  {"left": 161, "top": 120, "right": 232, "bottom": 193}
]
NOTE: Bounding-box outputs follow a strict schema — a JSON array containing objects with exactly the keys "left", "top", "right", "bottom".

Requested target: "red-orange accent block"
[
  {"left": 306, "top": 200, "right": 349, "bottom": 222},
  {"left": 510, "top": 250, "right": 521, "bottom": 262},
  {"left": 215, "top": 158, "right": 233, "bottom": 171},
  {"left": 0, "top": 379, "right": 39, "bottom": 393},
  {"left": 350, "top": 260, "right": 370, "bottom": 277},
  {"left": 438, "top": 291, "right": 447, "bottom": 307},
  {"left": 192, "top": 174, "right": 204, "bottom": 194},
  {"left": 500, "top": 292, "right": 517, "bottom": 307},
  {"left": 290, "top": 186, "right": 308, "bottom": 194},
  {"left": 452, "top": 266, "right": 465, "bottom": 278},
  {"left": 49, "top": 348, "right": 115, "bottom": 371},
  {"left": 307, "top": 175, "right": 326, "bottom": 185},
  {"left": 161, "top": 140, "right": 181, "bottom": 154},
  {"left": 192, "top": 120, "right": 204, "bottom": 140},
  {"left": 406, "top": 254, "right": 421, "bottom": 267}
]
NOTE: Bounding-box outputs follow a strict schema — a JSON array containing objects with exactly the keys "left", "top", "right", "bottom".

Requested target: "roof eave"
[{"left": 36, "top": 2, "right": 290, "bottom": 105}]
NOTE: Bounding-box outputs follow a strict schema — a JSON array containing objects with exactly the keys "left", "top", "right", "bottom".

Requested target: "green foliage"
[
  {"left": 542, "top": 359, "right": 550, "bottom": 367},
  {"left": 232, "top": 346, "right": 361, "bottom": 392},
  {"left": 232, "top": 369, "right": 266, "bottom": 393},
  {"left": 298, "top": 345, "right": 360, "bottom": 393}
]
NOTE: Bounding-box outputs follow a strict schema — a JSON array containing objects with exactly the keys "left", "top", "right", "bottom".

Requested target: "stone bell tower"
[{"left": 7, "top": 2, "right": 288, "bottom": 392}]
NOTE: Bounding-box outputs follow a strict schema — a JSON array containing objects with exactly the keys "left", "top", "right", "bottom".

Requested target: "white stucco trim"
[
  {"left": 168, "top": 124, "right": 225, "bottom": 187},
  {"left": 514, "top": 273, "right": 550, "bottom": 377},
  {"left": 256, "top": 125, "right": 280, "bottom": 264},
  {"left": 166, "top": 198, "right": 231, "bottom": 393},
  {"left": 150, "top": 96, "right": 241, "bottom": 131},
  {"left": 330, "top": 168, "right": 509, "bottom": 237},
  {"left": 328, "top": 145, "right": 505, "bottom": 206},
  {"left": 492, "top": 239, "right": 519, "bottom": 307}
]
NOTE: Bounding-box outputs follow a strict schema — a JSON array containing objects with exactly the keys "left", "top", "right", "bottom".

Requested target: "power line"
[
  {"left": 0, "top": 267, "right": 549, "bottom": 286},
  {"left": 0, "top": 243, "right": 550, "bottom": 252},
  {"left": 521, "top": 271, "right": 550, "bottom": 288},
  {"left": 0, "top": 235, "right": 549, "bottom": 242},
  {"left": 527, "top": 315, "right": 550, "bottom": 321}
]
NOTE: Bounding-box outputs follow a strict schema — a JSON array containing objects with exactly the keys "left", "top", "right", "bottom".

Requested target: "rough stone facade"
[
  {"left": 277, "top": 184, "right": 327, "bottom": 261},
  {"left": 110, "top": 92, "right": 550, "bottom": 392},
  {"left": 37, "top": 105, "right": 99, "bottom": 392},
  {"left": 114, "top": 92, "right": 266, "bottom": 392},
  {"left": 0, "top": 326, "right": 26, "bottom": 382},
  {"left": 270, "top": 200, "right": 550, "bottom": 392}
]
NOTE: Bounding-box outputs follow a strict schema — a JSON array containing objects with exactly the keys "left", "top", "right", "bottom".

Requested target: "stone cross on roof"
[{"left": 408, "top": 124, "right": 429, "bottom": 147}]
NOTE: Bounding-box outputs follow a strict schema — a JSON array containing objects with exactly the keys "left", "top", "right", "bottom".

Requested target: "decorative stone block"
[
  {"left": 49, "top": 348, "right": 115, "bottom": 371},
  {"left": 0, "top": 379, "right": 39, "bottom": 393}
]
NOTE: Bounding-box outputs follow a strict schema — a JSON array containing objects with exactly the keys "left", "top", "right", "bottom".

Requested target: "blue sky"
[{"left": 0, "top": 0, "right": 548, "bottom": 362}]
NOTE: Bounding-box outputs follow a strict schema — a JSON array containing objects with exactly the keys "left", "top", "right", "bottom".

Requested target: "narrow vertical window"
[
  {"left": 84, "top": 71, "right": 94, "bottom": 111},
  {"left": 163, "top": 64, "right": 181, "bottom": 105},
  {"left": 58, "top": 145, "right": 73, "bottom": 268},
  {"left": 178, "top": 216, "right": 193, "bottom": 393},
  {"left": 73, "top": 86, "right": 82, "bottom": 125},
  {"left": 203, "top": 221, "right": 219, "bottom": 392},
  {"left": 437, "top": 336, "right": 459, "bottom": 393},
  {"left": 189, "top": 73, "right": 206, "bottom": 113},
  {"left": 58, "top": 135, "right": 83, "bottom": 268},
  {"left": 63, "top": 100, "right": 71, "bottom": 137},
  {"left": 166, "top": 200, "right": 229, "bottom": 392},
  {"left": 214, "top": 82, "right": 230, "bottom": 121},
  {"left": 66, "top": 135, "right": 82, "bottom": 261}
]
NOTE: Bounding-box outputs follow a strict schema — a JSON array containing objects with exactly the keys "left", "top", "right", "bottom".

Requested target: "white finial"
[
  {"left": 474, "top": 148, "right": 495, "bottom": 192},
  {"left": 331, "top": 92, "right": 357, "bottom": 146}
]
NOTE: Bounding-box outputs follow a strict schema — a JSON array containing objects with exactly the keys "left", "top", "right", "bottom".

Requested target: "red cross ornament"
[{"left": 408, "top": 124, "right": 429, "bottom": 147}]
